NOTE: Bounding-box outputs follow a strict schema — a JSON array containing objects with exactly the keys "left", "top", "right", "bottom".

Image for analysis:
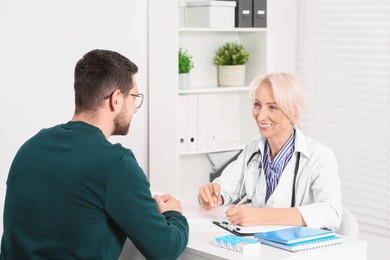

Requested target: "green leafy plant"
[
  {"left": 178, "top": 48, "right": 194, "bottom": 74},
  {"left": 213, "top": 42, "right": 250, "bottom": 66}
]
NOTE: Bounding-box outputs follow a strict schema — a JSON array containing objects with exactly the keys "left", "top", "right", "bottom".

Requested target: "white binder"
[
  {"left": 197, "top": 94, "right": 209, "bottom": 150},
  {"left": 178, "top": 95, "right": 188, "bottom": 153},
  {"left": 187, "top": 95, "right": 198, "bottom": 151},
  {"left": 208, "top": 94, "right": 218, "bottom": 149}
]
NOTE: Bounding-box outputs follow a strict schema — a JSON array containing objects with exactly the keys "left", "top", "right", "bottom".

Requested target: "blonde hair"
[{"left": 249, "top": 72, "right": 305, "bottom": 126}]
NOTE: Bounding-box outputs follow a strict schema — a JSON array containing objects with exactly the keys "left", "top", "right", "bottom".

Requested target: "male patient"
[{"left": 1, "top": 49, "right": 189, "bottom": 259}]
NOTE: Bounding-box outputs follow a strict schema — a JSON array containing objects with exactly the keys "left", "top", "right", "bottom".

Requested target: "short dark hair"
[{"left": 74, "top": 49, "right": 138, "bottom": 113}]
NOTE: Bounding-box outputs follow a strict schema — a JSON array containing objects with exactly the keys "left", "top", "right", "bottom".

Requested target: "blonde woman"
[{"left": 198, "top": 72, "right": 342, "bottom": 230}]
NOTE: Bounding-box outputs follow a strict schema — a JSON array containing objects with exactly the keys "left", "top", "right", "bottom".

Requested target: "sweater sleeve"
[{"left": 105, "top": 151, "right": 189, "bottom": 260}]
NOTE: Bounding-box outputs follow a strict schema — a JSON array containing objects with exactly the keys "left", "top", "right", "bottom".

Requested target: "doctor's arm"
[
  {"left": 225, "top": 205, "right": 306, "bottom": 226},
  {"left": 296, "top": 150, "right": 342, "bottom": 229},
  {"left": 198, "top": 148, "right": 249, "bottom": 209}
]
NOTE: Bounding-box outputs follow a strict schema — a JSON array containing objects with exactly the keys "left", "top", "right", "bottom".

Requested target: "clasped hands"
[
  {"left": 198, "top": 183, "right": 259, "bottom": 226},
  {"left": 154, "top": 193, "right": 183, "bottom": 214}
]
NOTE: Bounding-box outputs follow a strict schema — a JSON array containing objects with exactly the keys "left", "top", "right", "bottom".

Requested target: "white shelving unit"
[
  {"left": 178, "top": 27, "right": 267, "bottom": 32},
  {"left": 148, "top": 0, "right": 270, "bottom": 199},
  {"left": 178, "top": 86, "right": 250, "bottom": 94}
]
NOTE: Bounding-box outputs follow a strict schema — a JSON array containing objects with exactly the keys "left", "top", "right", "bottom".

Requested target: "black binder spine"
[
  {"left": 253, "top": 0, "right": 267, "bottom": 28},
  {"left": 234, "top": 0, "right": 253, "bottom": 28}
]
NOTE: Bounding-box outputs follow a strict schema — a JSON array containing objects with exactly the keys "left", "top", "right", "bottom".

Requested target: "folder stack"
[
  {"left": 228, "top": 0, "right": 267, "bottom": 28},
  {"left": 178, "top": 94, "right": 218, "bottom": 153},
  {"left": 254, "top": 226, "right": 344, "bottom": 252}
]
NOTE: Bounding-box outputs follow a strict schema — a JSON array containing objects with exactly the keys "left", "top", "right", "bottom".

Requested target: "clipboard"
[{"left": 212, "top": 221, "right": 256, "bottom": 237}]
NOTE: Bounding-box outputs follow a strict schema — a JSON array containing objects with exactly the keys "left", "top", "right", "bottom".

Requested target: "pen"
[
  {"left": 235, "top": 195, "right": 248, "bottom": 207},
  {"left": 223, "top": 195, "right": 249, "bottom": 227}
]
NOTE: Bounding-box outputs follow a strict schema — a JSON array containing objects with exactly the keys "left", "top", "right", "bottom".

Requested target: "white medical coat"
[{"left": 214, "top": 127, "right": 342, "bottom": 229}]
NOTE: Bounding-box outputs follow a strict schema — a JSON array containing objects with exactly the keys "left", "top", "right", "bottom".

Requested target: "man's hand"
[{"left": 154, "top": 194, "right": 183, "bottom": 214}]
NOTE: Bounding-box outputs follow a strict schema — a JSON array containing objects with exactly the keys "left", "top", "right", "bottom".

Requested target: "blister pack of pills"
[{"left": 214, "top": 234, "right": 261, "bottom": 254}]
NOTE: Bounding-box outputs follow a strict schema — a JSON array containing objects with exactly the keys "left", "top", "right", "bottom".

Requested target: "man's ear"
[{"left": 109, "top": 89, "right": 123, "bottom": 112}]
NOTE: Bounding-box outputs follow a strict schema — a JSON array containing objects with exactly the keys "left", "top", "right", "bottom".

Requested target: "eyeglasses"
[
  {"left": 103, "top": 90, "right": 144, "bottom": 109},
  {"left": 127, "top": 93, "right": 144, "bottom": 109}
]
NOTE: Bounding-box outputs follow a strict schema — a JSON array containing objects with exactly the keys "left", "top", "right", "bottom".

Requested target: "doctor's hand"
[
  {"left": 198, "top": 183, "right": 222, "bottom": 209},
  {"left": 154, "top": 194, "right": 183, "bottom": 214},
  {"left": 225, "top": 205, "right": 261, "bottom": 226}
]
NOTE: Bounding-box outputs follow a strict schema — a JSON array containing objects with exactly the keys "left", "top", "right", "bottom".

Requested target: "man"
[{"left": 1, "top": 49, "right": 189, "bottom": 259}]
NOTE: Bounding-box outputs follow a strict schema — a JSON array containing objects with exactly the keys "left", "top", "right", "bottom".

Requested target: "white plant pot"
[
  {"left": 179, "top": 73, "right": 191, "bottom": 89},
  {"left": 218, "top": 65, "right": 246, "bottom": 87}
]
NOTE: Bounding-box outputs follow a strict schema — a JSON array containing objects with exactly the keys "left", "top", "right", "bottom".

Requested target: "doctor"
[{"left": 198, "top": 72, "right": 342, "bottom": 230}]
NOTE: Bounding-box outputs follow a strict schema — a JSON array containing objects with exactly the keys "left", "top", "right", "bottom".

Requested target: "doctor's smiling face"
[{"left": 252, "top": 82, "right": 293, "bottom": 143}]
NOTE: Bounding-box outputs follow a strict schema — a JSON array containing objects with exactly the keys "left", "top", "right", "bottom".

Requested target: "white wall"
[
  {"left": 267, "top": 0, "right": 298, "bottom": 73},
  {"left": 0, "top": 0, "right": 148, "bottom": 255}
]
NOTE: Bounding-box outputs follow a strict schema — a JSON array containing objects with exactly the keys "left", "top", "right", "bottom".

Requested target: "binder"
[
  {"left": 208, "top": 94, "right": 218, "bottom": 149},
  {"left": 253, "top": 0, "right": 266, "bottom": 28},
  {"left": 197, "top": 94, "right": 209, "bottom": 150},
  {"left": 258, "top": 235, "right": 344, "bottom": 252},
  {"left": 178, "top": 95, "right": 188, "bottom": 153},
  {"left": 254, "top": 226, "right": 335, "bottom": 244},
  {"left": 234, "top": 0, "right": 253, "bottom": 28},
  {"left": 187, "top": 94, "right": 198, "bottom": 151}
]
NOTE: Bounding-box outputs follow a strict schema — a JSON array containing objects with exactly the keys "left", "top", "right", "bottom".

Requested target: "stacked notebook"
[{"left": 254, "top": 226, "right": 344, "bottom": 252}]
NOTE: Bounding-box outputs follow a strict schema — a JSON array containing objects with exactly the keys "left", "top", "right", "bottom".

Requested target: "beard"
[{"left": 112, "top": 108, "right": 131, "bottom": 136}]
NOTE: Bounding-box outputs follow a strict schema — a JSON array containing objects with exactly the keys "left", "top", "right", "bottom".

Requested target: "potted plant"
[
  {"left": 213, "top": 41, "right": 250, "bottom": 87},
  {"left": 178, "top": 48, "right": 194, "bottom": 89}
]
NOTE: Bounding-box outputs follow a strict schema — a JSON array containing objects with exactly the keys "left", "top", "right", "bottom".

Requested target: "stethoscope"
[{"left": 238, "top": 149, "right": 301, "bottom": 207}]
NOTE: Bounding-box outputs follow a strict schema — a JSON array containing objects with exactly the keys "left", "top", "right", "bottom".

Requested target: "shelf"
[
  {"left": 149, "top": 1, "right": 266, "bottom": 199},
  {"left": 178, "top": 86, "right": 250, "bottom": 94},
  {"left": 179, "top": 27, "right": 267, "bottom": 33},
  {"left": 179, "top": 140, "right": 247, "bottom": 156}
]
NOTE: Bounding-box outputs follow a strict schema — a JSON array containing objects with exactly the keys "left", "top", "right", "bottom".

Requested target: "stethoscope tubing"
[{"left": 239, "top": 149, "right": 301, "bottom": 207}]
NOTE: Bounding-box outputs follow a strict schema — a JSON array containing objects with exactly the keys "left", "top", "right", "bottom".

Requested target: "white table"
[{"left": 179, "top": 198, "right": 367, "bottom": 260}]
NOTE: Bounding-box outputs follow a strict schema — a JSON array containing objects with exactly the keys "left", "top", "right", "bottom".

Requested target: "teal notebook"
[
  {"left": 258, "top": 235, "right": 344, "bottom": 252},
  {"left": 254, "top": 226, "right": 335, "bottom": 244}
]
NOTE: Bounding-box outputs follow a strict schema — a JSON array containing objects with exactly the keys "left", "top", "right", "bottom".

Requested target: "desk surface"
[{"left": 179, "top": 198, "right": 367, "bottom": 260}]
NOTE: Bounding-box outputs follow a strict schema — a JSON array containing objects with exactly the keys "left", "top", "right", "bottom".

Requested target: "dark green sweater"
[{"left": 1, "top": 121, "right": 188, "bottom": 259}]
